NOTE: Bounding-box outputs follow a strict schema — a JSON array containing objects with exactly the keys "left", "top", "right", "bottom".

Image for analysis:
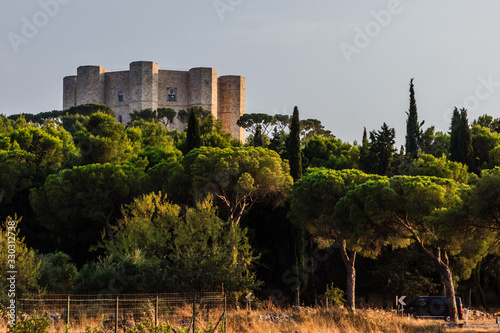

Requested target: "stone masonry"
[{"left": 63, "top": 61, "right": 245, "bottom": 141}]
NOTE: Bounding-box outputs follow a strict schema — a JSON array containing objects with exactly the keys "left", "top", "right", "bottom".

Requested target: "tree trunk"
[
  {"left": 339, "top": 237, "right": 356, "bottom": 311},
  {"left": 441, "top": 264, "right": 459, "bottom": 323}
]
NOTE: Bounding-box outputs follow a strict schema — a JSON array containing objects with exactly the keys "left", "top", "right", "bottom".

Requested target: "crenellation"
[{"left": 63, "top": 61, "right": 245, "bottom": 140}]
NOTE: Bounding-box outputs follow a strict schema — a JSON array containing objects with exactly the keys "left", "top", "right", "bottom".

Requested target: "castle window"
[
  {"left": 117, "top": 115, "right": 123, "bottom": 124},
  {"left": 118, "top": 91, "right": 124, "bottom": 102},
  {"left": 167, "top": 89, "right": 176, "bottom": 102}
]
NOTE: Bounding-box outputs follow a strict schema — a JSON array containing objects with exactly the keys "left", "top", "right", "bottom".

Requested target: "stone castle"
[{"left": 63, "top": 61, "right": 245, "bottom": 140}]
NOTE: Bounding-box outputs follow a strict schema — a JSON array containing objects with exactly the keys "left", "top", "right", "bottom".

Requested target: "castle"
[{"left": 63, "top": 61, "right": 245, "bottom": 140}]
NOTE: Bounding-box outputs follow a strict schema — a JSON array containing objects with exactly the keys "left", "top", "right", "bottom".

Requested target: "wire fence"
[{"left": 8, "top": 292, "right": 226, "bottom": 332}]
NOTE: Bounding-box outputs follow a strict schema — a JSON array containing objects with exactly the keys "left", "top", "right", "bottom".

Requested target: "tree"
[
  {"left": 468, "top": 167, "right": 500, "bottom": 231},
  {"left": 365, "top": 123, "right": 396, "bottom": 175},
  {"left": 405, "top": 78, "right": 423, "bottom": 159},
  {"left": 408, "top": 152, "right": 469, "bottom": 183},
  {"left": 303, "top": 135, "right": 359, "bottom": 170},
  {"left": 471, "top": 124, "right": 500, "bottom": 173},
  {"left": 253, "top": 125, "right": 265, "bottom": 147},
  {"left": 473, "top": 114, "right": 500, "bottom": 134},
  {"left": 0, "top": 217, "right": 41, "bottom": 299},
  {"left": 449, "top": 108, "right": 474, "bottom": 172},
  {"left": 334, "top": 176, "right": 493, "bottom": 322},
  {"left": 288, "top": 106, "right": 302, "bottom": 181},
  {"left": 185, "top": 109, "right": 201, "bottom": 153},
  {"left": 300, "top": 119, "right": 332, "bottom": 139},
  {"left": 157, "top": 107, "right": 177, "bottom": 127},
  {"left": 290, "top": 168, "right": 385, "bottom": 311},
  {"left": 237, "top": 113, "right": 276, "bottom": 136},
  {"left": 185, "top": 147, "right": 293, "bottom": 228},
  {"left": 73, "top": 112, "right": 137, "bottom": 165},
  {"left": 30, "top": 163, "right": 145, "bottom": 263},
  {"left": 99, "top": 192, "right": 258, "bottom": 292}
]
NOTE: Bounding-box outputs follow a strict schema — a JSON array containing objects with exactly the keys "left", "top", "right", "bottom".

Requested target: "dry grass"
[
  {"left": 2, "top": 306, "right": 500, "bottom": 332},
  {"left": 226, "top": 307, "right": 442, "bottom": 333}
]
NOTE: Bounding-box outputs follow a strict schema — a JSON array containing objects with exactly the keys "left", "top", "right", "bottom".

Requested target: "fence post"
[
  {"left": 115, "top": 297, "right": 119, "bottom": 333},
  {"left": 223, "top": 293, "right": 227, "bottom": 332},
  {"left": 192, "top": 295, "right": 196, "bottom": 333},
  {"left": 155, "top": 295, "right": 158, "bottom": 327},
  {"left": 67, "top": 295, "right": 70, "bottom": 329}
]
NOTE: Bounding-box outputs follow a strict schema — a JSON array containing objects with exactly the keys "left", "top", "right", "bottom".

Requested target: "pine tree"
[
  {"left": 405, "top": 78, "right": 420, "bottom": 159},
  {"left": 186, "top": 109, "right": 201, "bottom": 152},
  {"left": 288, "top": 106, "right": 302, "bottom": 181}
]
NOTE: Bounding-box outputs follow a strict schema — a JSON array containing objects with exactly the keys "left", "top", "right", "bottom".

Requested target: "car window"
[{"left": 415, "top": 299, "right": 426, "bottom": 307}]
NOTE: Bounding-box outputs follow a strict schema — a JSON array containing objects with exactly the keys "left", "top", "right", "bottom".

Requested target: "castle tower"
[
  {"left": 63, "top": 76, "right": 77, "bottom": 110},
  {"left": 188, "top": 68, "right": 218, "bottom": 117},
  {"left": 76, "top": 66, "right": 105, "bottom": 106},
  {"left": 218, "top": 76, "right": 245, "bottom": 142},
  {"left": 128, "top": 61, "right": 159, "bottom": 112}
]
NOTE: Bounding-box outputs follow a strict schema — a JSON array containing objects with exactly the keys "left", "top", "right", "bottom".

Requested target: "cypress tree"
[
  {"left": 359, "top": 127, "right": 370, "bottom": 172},
  {"left": 459, "top": 108, "right": 474, "bottom": 172},
  {"left": 288, "top": 106, "right": 302, "bottom": 181},
  {"left": 253, "top": 125, "right": 264, "bottom": 147},
  {"left": 449, "top": 107, "right": 461, "bottom": 162},
  {"left": 449, "top": 107, "right": 474, "bottom": 172},
  {"left": 405, "top": 78, "right": 420, "bottom": 159},
  {"left": 186, "top": 109, "right": 201, "bottom": 152}
]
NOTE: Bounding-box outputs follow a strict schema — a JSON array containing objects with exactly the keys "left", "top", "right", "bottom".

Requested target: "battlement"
[{"left": 63, "top": 61, "right": 245, "bottom": 141}]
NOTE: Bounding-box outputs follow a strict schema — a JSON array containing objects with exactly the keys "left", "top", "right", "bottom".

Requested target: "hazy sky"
[{"left": 2, "top": 0, "right": 500, "bottom": 145}]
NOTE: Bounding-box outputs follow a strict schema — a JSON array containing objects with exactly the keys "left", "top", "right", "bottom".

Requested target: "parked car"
[{"left": 403, "top": 296, "right": 463, "bottom": 320}]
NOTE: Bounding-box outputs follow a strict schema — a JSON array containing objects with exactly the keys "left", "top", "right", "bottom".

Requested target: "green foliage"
[
  {"left": 0, "top": 217, "right": 41, "bottom": 300},
  {"left": 237, "top": 113, "right": 276, "bottom": 136},
  {"left": 186, "top": 109, "right": 202, "bottom": 153},
  {"left": 8, "top": 313, "right": 50, "bottom": 333},
  {"left": 0, "top": 150, "right": 36, "bottom": 204},
  {"left": 408, "top": 152, "right": 469, "bottom": 183},
  {"left": 468, "top": 167, "right": 500, "bottom": 231},
  {"left": 291, "top": 168, "right": 384, "bottom": 245},
  {"left": 37, "top": 251, "right": 78, "bottom": 293},
  {"left": 420, "top": 126, "right": 449, "bottom": 157},
  {"left": 30, "top": 163, "right": 145, "bottom": 263},
  {"left": 303, "top": 135, "right": 359, "bottom": 170},
  {"left": 449, "top": 108, "right": 474, "bottom": 172},
  {"left": 300, "top": 118, "right": 332, "bottom": 139},
  {"left": 471, "top": 124, "right": 500, "bottom": 172},
  {"left": 323, "top": 282, "right": 346, "bottom": 307},
  {"left": 362, "top": 123, "right": 396, "bottom": 175},
  {"left": 96, "top": 192, "right": 259, "bottom": 292},
  {"left": 73, "top": 112, "right": 137, "bottom": 165},
  {"left": 185, "top": 146, "right": 293, "bottom": 226},
  {"left": 473, "top": 114, "right": 500, "bottom": 133},
  {"left": 405, "top": 78, "right": 421, "bottom": 159},
  {"left": 288, "top": 106, "right": 302, "bottom": 181}
]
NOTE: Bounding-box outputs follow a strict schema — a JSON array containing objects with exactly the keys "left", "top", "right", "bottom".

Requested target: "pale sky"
[{"left": 2, "top": 0, "right": 500, "bottom": 145}]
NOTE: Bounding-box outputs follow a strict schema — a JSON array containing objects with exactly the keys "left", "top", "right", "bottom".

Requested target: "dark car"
[{"left": 403, "top": 296, "right": 463, "bottom": 320}]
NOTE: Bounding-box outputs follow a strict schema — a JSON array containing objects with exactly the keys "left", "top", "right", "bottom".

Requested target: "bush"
[
  {"left": 8, "top": 313, "right": 50, "bottom": 333},
  {"left": 323, "top": 283, "right": 346, "bottom": 307}
]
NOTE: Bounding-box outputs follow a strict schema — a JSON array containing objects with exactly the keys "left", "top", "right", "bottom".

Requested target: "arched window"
[
  {"left": 118, "top": 91, "right": 124, "bottom": 102},
  {"left": 167, "top": 89, "right": 176, "bottom": 102}
]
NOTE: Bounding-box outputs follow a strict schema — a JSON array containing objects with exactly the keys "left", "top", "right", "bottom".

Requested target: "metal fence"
[{"left": 11, "top": 292, "right": 226, "bottom": 332}]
